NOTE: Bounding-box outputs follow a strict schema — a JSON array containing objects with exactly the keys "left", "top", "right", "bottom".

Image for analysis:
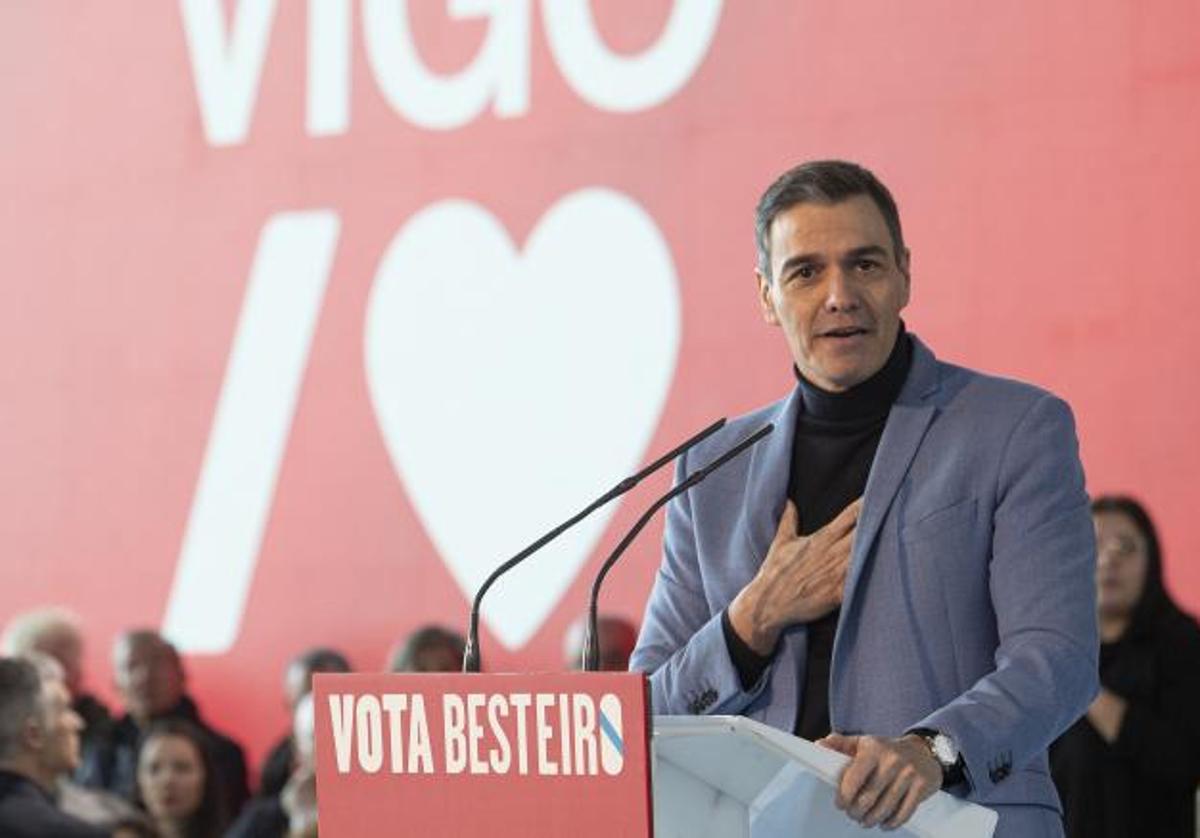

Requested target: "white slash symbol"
[{"left": 162, "top": 210, "right": 340, "bottom": 653}]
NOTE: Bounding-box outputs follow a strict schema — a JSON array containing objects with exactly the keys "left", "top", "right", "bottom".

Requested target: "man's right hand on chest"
[{"left": 727, "top": 497, "right": 861, "bottom": 656}]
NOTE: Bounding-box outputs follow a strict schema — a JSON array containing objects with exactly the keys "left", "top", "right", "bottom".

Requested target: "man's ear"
[
  {"left": 898, "top": 247, "right": 912, "bottom": 307},
  {"left": 756, "top": 270, "right": 779, "bottom": 325},
  {"left": 22, "top": 711, "right": 45, "bottom": 752}
]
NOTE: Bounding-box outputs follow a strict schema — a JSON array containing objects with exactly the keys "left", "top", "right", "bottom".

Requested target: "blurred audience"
[
  {"left": 2, "top": 607, "right": 112, "bottom": 760},
  {"left": 226, "top": 693, "right": 317, "bottom": 838},
  {"left": 1051, "top": 495, "right": 1200, "bottom": 838},
  {"left": 77, "top": 629, "right": 248, "bottom": 819},
  {"left": 0, "top": 609, "right": 147, "bottom": 830},
  {"left": 387, "top": 625, "right": 465, "bottom": 673},
  {"left": 57, "top": 779, "right": 148, "bottom": 834},
  {"left": 562, "top": 614, "right": 638, "bottom": 671},
  {"left": 111, "top": 816, "right": 161, "bottom": 838},
  {"left": 134, "top": 718, "right": 229, "bottom": 838},
  {"left": 0, "top": 653, "right": 109, "bottom": 837},
  {"left": 259, "top": 647, "right": 351, "bottom": 798}
]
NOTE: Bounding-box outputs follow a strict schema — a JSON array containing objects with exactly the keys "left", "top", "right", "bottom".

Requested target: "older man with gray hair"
[
  {"left": 2, "top": 607, "right": 112, "bottom": 761},
  {"left": 77, "top": 628, "right": 249, "bottom": 817},
  {"left": 0, "top": 654, "right": 111, "bottom": 836}
]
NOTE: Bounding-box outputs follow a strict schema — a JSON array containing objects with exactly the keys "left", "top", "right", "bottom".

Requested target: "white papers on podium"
[{"left": 652, "top": 715, "right": 997, "bottom": 838}]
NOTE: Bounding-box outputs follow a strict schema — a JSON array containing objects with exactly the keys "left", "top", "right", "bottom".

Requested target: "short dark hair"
[
  {"left": 291, "top": 647, "right": 352, "bottom": 676},
  {"left": 0, "top": 657, "right": 41, "bottom": 759},
  {"left": 114, "top": 629, "right": 183, "bottom": 673},
  {"left": 388, "top": 625, "right": 466, "bottom": 673},
  {"left": 755, "top": 160, "right": 906, "bottom": 281}
]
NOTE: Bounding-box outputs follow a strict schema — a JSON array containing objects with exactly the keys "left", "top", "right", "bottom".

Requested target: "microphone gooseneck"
[
  {"left": 581, "top": 423, "right": 775, "bottom": 672},
  {"left": 462, "top": 417, "right": 728, "bottom": 673}
]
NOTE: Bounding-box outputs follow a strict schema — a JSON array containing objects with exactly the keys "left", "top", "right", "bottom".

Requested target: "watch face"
[{"left": 931, "top": 734, "right": 959, "bottom": 765}]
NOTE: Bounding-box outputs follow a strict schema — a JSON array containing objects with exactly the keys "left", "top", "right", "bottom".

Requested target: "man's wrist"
[
  {"left": 728, "top": 582, "right": 779, "bottom": 655},
  {"left": 721, "top": 609, "right": 772, "bottom": 690},
  {"left": 908, "top": 728, "right": 965, "bottom": 788}
]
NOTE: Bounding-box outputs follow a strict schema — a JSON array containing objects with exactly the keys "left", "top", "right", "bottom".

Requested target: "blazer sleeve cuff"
[{"left": 649, "top": 609, "right": 773, "bottom": 716}]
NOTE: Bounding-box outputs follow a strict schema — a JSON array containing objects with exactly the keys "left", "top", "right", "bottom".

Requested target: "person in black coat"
[
  {"left": 1051, "top": 495, "right": 1200, "bottom": 837},
  {"left": 226, "top": 693, "right": 316, "bottom": 838},
  {"left": 0, "top": 607, "right": 114, "bottom": 768},
  {"left": 76, "top": 630, "right": 248, "bottom": 821},
  {"left": 257, "top": 647, "right": 351, "bottom": 799},
  {"left": 0, "top": 655, "right": 110, "bottom": 838}
]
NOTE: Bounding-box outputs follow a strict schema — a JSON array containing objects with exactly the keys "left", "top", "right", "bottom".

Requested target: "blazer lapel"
[
  {"left": 741, "top": 388, "right": 803, "bottom": 565},
  {"left": 840, "top": 338, "right": 942, "bottom": 617}
]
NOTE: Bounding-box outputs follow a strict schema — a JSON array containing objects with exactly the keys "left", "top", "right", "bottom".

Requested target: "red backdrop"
[{"left": 2, "top": 0, "right": 1198, "bottom": 773}]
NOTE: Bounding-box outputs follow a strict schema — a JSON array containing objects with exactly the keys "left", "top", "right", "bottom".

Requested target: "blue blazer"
[{"left": 631, "top": 336, "right": 1098, "bottom": 833}]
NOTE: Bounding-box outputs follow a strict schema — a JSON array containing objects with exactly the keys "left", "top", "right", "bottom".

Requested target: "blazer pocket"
[{"left": 900, "top": 497, "right": 978, "bottom": 544}]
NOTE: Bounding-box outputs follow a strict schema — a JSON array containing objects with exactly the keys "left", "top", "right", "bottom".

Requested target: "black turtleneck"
[{"left": 722, "top": 327, "right": 913, "bottom": 740}]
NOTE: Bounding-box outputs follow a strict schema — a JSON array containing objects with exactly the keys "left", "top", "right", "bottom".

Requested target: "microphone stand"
[
  {"left": 462, "top": 417, "right": 727, "bottom": 672},
  {"left": 582, "top": 423, "right": 774, "bottom": 671}
]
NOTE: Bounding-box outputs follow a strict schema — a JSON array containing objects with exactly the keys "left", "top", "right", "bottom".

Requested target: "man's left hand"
[{"left": 817, "top": 733, "right": 942, "bottom": 830}]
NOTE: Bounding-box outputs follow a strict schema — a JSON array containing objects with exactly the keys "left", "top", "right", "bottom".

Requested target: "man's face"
[
  {"left": 283, "top": 661, "right": 312, "bottom": 711},
  {"left": 757, "top": 195, "right": 910, "bottom": 392},
  {"left": 293, "top": 693, "right": 316, "bottom": 771},
  {"left": 113, "top": 636, "right": 184, "bottom": 721},
  {"left": 35, "top": 678, "right": 84, "bottom": 776}
]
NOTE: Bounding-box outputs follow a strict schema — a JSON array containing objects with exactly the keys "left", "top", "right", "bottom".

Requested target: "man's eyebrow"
[
  {"left": 777, "top": 244, "right": 891, "bottom": 275},
  {"left": 778, "top": 252, "right": 822, "bottom": 274},
  {"left": 844, "top": 245, "right": 890, "bottom": 260}
]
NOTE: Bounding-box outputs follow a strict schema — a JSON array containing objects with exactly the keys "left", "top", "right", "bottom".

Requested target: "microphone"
[
  {"left": 461, "top": 417, "right": 728, "bottom": 672},
  {"left": 581, "top": 423, "right": 775, "bottom": 672}
]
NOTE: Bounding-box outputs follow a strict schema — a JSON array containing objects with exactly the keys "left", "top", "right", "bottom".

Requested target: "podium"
[
  {"left": 313, "top": 672, "right": 655, "bottom": 836},
  {"left": 653, "top": 715, "right": 997, "bottom": 838},
  {"left": 313, "top": 672, "right": 997, "bottom": 837}
]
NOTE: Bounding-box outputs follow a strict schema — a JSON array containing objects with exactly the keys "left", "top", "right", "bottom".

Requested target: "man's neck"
[
  {"left": 795, "top": 325, "right": 911, "bottom": 422},
  {"left": 128, "top": 710, "right": 151, "bottom": 729},
  {"left": 0, "top": 756, "right": 54, "bottom": 796}
]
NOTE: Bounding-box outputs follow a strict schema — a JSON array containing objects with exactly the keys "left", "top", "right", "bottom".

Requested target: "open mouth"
[{"left": 820, "top": 326, "right": 870, "bottom": 339}]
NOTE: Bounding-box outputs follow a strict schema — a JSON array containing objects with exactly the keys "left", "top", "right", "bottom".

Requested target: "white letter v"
[{"left": 179, "top": 0, "right": 279, "bottom": 146}]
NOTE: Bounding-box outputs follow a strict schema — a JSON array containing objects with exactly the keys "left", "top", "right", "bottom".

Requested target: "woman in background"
[
  {"left": 135, "top": 720, "right": 228, "bottom": 838},
  {"left": 1051, "top": 495, "right": 1200, "bottom": 837}
]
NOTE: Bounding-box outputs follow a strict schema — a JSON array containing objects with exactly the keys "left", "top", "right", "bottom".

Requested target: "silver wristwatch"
[{"left": 911, "top": 728, "right": 965, "bottom": 787}]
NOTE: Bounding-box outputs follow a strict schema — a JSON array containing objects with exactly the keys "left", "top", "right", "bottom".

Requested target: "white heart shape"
[{"left": 364, "top": 188, "right": 680, "bottom": 649}]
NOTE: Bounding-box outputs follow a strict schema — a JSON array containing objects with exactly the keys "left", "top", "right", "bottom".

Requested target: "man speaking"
[{"left": 631, "top": 160, "right": 1097, "bottom": 836}]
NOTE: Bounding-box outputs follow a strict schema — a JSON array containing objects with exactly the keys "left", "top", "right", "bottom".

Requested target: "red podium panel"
[{"left": 313, "top": 671, "right": 652, "bottom": 837}]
